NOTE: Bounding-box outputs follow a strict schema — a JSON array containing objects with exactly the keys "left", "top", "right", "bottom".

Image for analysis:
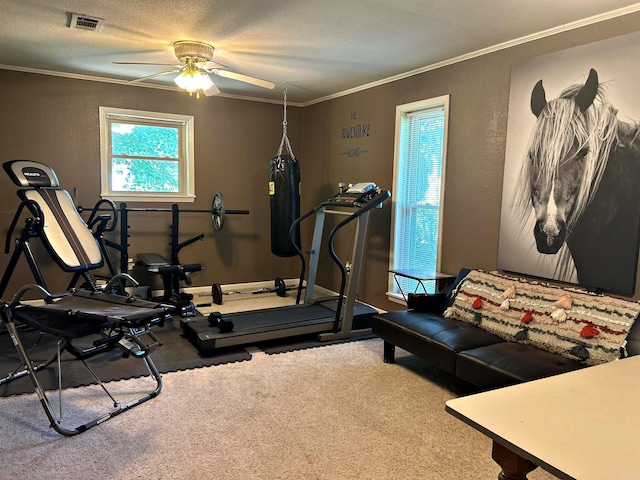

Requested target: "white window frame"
[
  {"left": 99, "top": 106, "right": 195, "bottom": 203},
  {"left": 388, "top": 95, "right": 449, "bottom": 303}
]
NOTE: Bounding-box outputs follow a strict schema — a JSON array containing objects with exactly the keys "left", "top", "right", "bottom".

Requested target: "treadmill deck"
[{"left": 180, "top": 301, "right": 376, "bottom": 353}]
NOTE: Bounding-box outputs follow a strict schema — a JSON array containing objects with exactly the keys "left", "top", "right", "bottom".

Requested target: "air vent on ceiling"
[{"left": 69, "top": 13, "right": 105, "bottom": 32}]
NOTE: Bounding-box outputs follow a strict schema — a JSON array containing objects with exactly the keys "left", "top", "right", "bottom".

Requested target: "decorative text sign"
[{"left": 339, "top": 111, "right": 371, "bottom": 158}]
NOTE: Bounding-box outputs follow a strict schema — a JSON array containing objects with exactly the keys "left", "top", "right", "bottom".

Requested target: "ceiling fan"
[{"left": 114, "top": 40, "right": 275, "bottom": 98}]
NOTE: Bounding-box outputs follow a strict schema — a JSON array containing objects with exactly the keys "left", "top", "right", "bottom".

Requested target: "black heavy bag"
[{"left": 269, "top": 154, "right": 301, "bottom": 257}]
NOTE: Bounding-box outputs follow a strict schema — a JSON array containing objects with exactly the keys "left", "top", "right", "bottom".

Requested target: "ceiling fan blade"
[
  {"left": 126, "top": 69, "right": 181, "bottom": 84},
  {"left": 214, "top": 70, "right": 275, "bottom": 90},
  {"left": 113, "top": 62, "right": 182, "bottom": 67},
  {"left": 204, "top": 82, "right": 221, "bottom": 97},
  {"left": 198, "top": 60, "right": 231, "bottom": 70}
]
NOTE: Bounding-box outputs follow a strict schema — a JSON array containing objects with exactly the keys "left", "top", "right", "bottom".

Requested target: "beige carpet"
[{"left": 0, "top": 291, "right": 557, "bottom": 479}]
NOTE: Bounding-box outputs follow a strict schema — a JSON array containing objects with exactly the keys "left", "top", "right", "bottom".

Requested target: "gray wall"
[
  {"left": 302, "top": 10, "right": 640, "bottom": 311},
  {"left": 0, "top": 10, "right": 639, "bottom": 309},
  {"left": 0, "top": 72, "right": 303, "bottom": 296}
]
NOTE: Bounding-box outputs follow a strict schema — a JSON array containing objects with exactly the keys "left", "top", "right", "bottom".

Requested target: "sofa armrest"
[{"left": 407, "top": 293, "right": 448, "bottom": 313}]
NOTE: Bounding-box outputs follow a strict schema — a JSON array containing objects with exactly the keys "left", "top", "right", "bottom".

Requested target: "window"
[
  {"left": 388, "top": 96, "right": 449, "bottom": 301},
  {"left": 99, "top": 107, "right": 195, "bottom": 202}
]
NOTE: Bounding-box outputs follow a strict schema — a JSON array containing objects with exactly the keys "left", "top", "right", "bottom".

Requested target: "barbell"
[
  {"left": 211, "top": 276, "right": 288, "bottom": 305},
  {"left": 79, "top": 192, "right": 249, "bottom": 231}
]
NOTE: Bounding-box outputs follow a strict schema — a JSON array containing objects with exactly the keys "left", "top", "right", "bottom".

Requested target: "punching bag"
[{"left": 269, "top": 154, "right": 301, "bottom": 257}]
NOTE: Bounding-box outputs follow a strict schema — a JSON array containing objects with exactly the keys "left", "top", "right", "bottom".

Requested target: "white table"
[{"left": 445, "top": 355, "right": 640, "bottom": 480}]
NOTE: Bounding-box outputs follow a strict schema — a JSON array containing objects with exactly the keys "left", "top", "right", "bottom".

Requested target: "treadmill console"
[{"left": 326, "top": 182, "right": 385, "bottom": 208}]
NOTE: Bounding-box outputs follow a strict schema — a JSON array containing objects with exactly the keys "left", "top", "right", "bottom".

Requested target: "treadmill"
[{"left": 180, "top": 183, "right": 391, "bottom": 354}]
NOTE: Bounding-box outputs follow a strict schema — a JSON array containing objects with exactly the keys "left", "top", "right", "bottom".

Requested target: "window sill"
[
  {"left": 101, "top": 193, "right": 196, "bottom": 203},
  {"left": 386, "top": 292, "right": 407, "bottom": 306}
]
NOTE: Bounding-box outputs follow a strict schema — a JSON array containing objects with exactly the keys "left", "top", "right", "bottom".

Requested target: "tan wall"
[
  {"left": 302, "top": 11, "right": 640, "bottom": 311},
  {"left": 1, "top": 10, "right": 639, "bottom": 309},
  {"left": 0, "top": 71, "right": 303, "bottom": 296}
]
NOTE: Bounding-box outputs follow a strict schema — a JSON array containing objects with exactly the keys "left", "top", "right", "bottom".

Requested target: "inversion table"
[{"left": 0, "top": 159, "right": 173, "bottom": 435}]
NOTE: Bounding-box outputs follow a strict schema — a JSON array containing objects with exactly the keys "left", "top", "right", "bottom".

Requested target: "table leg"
[
  {"left": 392, "top": 274, "right": 408, "bottom": 302},
  {"left": 491, "top": 441, "right": 537, "bottom": 480}
]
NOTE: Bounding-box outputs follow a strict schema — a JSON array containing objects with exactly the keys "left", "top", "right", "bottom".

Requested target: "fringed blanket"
[{"left": 444, "top": 270, "right": 640, "bottom": 365}]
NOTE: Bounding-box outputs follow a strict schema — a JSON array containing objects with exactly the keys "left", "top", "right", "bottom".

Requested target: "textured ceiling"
[{"left": 1, "top": 0, "right": 639, "bottom": 105}]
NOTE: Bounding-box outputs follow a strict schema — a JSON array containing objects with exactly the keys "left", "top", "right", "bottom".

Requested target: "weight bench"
[
  {"left": 137, "top": 252, "right": 202, "bottom": 317},
  {"left": 0, "top": 159, "right": 173, "bottom": 435}
]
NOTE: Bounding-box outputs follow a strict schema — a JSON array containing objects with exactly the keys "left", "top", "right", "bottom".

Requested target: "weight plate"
[
  {"left": 211, "top": 192, "right": 225, "bottom": 231},
  {"left": 274, "top": 276, "right": 287, "bottom": 297},
  {"left": 211, "top": 282, "right": 224, "bottom": 305}
]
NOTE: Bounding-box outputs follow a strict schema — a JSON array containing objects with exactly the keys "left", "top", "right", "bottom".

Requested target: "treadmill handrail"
[
  {"left": 287, "top": 188, "right": 391, "bottom": 329},
  {"left": 288, "top": 189, "right": 391, "bottom": 305},
  {"left": 326, "top": 189, "right": 390, "bottom": 330},
  {"left": 288, "top": 205, "right": 323, "bottom": 304}
]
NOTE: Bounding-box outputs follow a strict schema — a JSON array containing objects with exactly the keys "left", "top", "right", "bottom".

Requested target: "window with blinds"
[{"left": 389, "top": 96, "right": 449, "bottom": 299}]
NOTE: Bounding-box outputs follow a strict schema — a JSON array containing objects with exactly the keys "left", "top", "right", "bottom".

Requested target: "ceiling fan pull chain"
[{"left": 276, "top": 84, "right": 296, "bottom": 170}]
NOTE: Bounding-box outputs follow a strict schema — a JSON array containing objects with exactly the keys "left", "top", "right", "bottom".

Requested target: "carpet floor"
[
  {"left": 0, "top": 337, "right": 557, "bottom": 480},
  {"left": 0, "top": 290, "right": 559, "bottom": 479}
]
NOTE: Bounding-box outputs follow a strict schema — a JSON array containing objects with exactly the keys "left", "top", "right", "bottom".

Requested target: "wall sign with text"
[{"left": 339, "top": 112, "right": 371, "bottom": 158}]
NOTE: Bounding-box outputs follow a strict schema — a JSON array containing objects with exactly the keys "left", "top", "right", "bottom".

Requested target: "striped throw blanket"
[{"left": 444, "top": 270, "right": 640, "bottom": 365}]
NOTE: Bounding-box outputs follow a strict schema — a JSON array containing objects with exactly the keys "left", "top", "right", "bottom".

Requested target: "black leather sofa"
[{"left": 372, "top": 269, "right": 640, "bottom": 390}]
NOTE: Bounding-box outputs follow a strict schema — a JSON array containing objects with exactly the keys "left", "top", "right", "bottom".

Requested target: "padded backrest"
[
  {"left": 3, "top": 159, "right": 103, "bottom": 272},
  {"left": 3, "top": 159, "right": 59, "bottom": 188},
  {"left": 5, "top": 162, "right": 105, "bottom": 272},
  {"left": 18, "top": 188, "right": 103, "bottom": 272}
]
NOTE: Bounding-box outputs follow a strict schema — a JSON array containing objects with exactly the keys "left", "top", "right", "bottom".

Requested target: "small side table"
[{"left": 388, "top": 269, "right": 456, "bottom": 302}]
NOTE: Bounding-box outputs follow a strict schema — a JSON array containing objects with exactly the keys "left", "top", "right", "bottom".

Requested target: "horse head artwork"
[{"left": 513, "top": 68, "right": 640, "bottom": 295}]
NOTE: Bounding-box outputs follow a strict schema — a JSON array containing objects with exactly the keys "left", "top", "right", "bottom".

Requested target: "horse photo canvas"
[{"left": 498, "top": 30, "right": 640, "bottom": 296}]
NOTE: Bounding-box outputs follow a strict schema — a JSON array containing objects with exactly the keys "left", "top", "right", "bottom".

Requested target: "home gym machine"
[
  {"left": 180, "top": 182, "right": 391, "bottom": 354},
  {"left": 77, "top": 193, "right": 249, "bottom": 316}
]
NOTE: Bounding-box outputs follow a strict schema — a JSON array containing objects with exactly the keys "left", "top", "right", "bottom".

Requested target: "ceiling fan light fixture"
[
  {"left": 174, "top": 68, "right": 214, "bottom": 94},
  {"left": 118, "top": 39, "right": 271, "bottom": 97},
  {"left": 173, "top": 40, "right": 214, "bottom": 62}
]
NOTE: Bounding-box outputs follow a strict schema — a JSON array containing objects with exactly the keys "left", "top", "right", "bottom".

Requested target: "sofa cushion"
[
  {"left": 444, "top": 270, "right": 640, "bottom": 365},
  {"left": 372, "top": 310, "right": 504, "bottom": 375},
  {"left": 456, "top": 342, "right": 586, "bottom": 390}
]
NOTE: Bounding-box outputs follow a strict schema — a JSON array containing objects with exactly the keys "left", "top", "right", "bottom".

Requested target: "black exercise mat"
[{"left": 0, "top": 317, "right": 251, "bottom": 397}]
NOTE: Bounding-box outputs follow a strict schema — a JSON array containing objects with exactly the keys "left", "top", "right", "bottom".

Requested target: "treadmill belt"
[
  {"left": 181, "top": 301, "right": 378, "bottom": 354},
  {"left": 181, "top": 304, "right": 337, "bottom": 353},
  {"left": 224, "top": 304, "right": 334, "bottom": 331}
]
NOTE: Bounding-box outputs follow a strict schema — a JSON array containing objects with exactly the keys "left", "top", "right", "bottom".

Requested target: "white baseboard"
[{"left": 169, "top": 279, "right": 336, "bottom": 299}]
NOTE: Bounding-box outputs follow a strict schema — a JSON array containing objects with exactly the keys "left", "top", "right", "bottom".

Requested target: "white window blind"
[{"left": 389, "top": 96, "right": 448, "bottom": 298}]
